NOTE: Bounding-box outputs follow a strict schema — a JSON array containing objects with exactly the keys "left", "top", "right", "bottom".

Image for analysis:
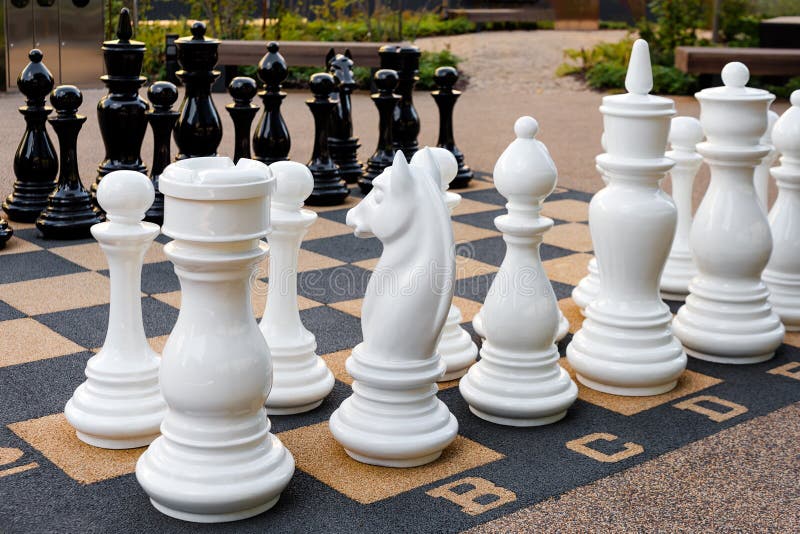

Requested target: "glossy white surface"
[
  {"left": 329, "top": 150, "right": 458, "bottom": 467},
  {"left": 763, "top": 91, "right": 800, "bottom": 331},
  {"left": 411, "top": 147, "right": 478, "bottom": 381},
  {"left": 135, "top": 157, "right": 294, "bottom": 522},
  {"left": 755, "top": 110, "right": 780, "bottom": 212},
  {"left": 260, "top": 161, "right": 334, "bottom": 414},
  {"left": 673, "top": 63, "right": 785, "bottom": 363},
  {"left": 459, "top": 117, "right": 577, "bottom": 426},
  {"left": 661, "top": 116, "right": 704, "bottom": 300},
  {"left": 567, "top": 40, "right": 687, "bottom": 396},
  {"left": 65, "top": 170, "right": 165, "bottom": 449}
]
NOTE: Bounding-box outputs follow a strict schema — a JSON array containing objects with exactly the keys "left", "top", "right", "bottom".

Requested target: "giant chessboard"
[{"left": 2, "top": 175, "right": 799, "bottom": 532}]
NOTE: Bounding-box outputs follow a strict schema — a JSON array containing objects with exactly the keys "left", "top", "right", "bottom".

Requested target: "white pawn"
[
  {"left": 136, "top": 157, "right": 294, "bottom": 522},
  {"left": 411, "top": 147, "right": 478, "bottom": 381},
  {"left": 755, "top": 110, "right": 780, "bottom": 211},
  {"left": 64, "top": 170, "right": 166, "bottom": 449},
  {"left": 460, "top": 117, "right": 577, "bottom": 426},
  {"left": 762, "top": 90, "right": 800, "bottom": 331},
  {"left": 660, "top": 117, "right": 704, "bottom": 300},
  {"left": 567, "top": 40, "right": 686, "bottom": 396},
  {"left": 673, "top": 63, "right": 785, "bottom": 363},
  {"left": 261, "top": 161, "right": 334, "bottom": 413},
  {"left": 571, "top": 133, "right": 609, "bottom": 315}
]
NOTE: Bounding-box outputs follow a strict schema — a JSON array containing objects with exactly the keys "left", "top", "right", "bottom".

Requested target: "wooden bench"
[
  {"left": 443, "top": 7, "right": 555, "bottom": 24},
  {"left": 217, "top": 40, "right": 387, "bottom": 69},
  {"left": 675, "top": 46, "right": 800, "bottom": 77}
]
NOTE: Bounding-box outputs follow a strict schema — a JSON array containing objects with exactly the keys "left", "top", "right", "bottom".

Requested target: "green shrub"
[
  {"left": 638, "top": 0, "right": 707, "bottom": 66},
  {"left": 599, "top": 20, "right": 633, "bottom": 30},
  {"left": 765, "top": 76, "right": 800, "bottom": 99},
  {"left": 719, "top": 0, "right": 762, "bottom": 47}
]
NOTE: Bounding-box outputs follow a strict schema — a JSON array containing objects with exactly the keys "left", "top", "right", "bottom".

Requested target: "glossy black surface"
[
  {"left": 94, "top": 8, "right": 149, "bottom": 197},
  {"left": 145, "top": 81, "right": 180, "bottom": 225},
  {"left": 253, "top": 42, "right": 291, "bottom": 165},
  {"left": 359, "top": 69, "right": 401, "bottom": 194},
  {"left": 306, "top": 73, "right": 349, "bottom": 206},
  {"left": 173, "top": 22, "right": 223, "bottom": 160},
  {"left": 0, "top": 218, "right": 13, "bottom": 249},
  {"left": 392, "top": 45, "right": 421, "bottom": 160},
  {"left": 432, "top": 66, "right": 473, "bottom": 189},
  {"left": 327, "top": 48, "right": 362, "bottom": 184},
  {"left": 37, "top": 86, "right": 103, "bottom": 240},
  {"left": 225, "top": 76, "right": 259, "bottom": 163},
  {"left": 2, "top": 49, "right": 59, "bottom": 222}
]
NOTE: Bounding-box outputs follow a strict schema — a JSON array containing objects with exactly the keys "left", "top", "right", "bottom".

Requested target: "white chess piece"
[
  {"left": 459, "top": 117, "right": 578, "bottom": 426},
  {"left": 260, "top": 161, "right": 334, "bottom": 413},
  {"left": 567, "top": 39, "right": 687, "bottom": 396},
  {"left": 64, "top": 170, "right": 166, "bottom": 449},
  {"left": 475, "top": 294, "right": 570, "bottom": 342},
  {"left": 411, "top": 147, "right": 478, "bottom": 381},
  {"left": 673, "top": 63, "right": 785, "bottom": 364},
  {"left": 571, "top": 133, "right": 609, "bottom": 315},
  {"left": 136, "top": 157, "right": 294, "bottom": 523},
  {"left": 762, "top": 90, "right": 800, "bottom": 332},
  {"left": 329, "top": 150, "right": 458, "bottom": 467},
  {"left": 660, "top": 116, "right": 704, "bottom": 300},
  {"left": 754, "top": 110, "right": 780, "bottom": 211}
]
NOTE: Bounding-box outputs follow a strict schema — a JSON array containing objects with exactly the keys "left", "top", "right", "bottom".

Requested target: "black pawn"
[
  {"left": 94, "top": 8, "right": 149, "bottom": 197},
  {"left": 393, "top": 45, "right": 421, "bottom": 161},
  {"left": 174, "top": 22, "right": 223, "bottom": 160},
  {"left": 145, "top": 81, "right": 180, "bottom": 225},
  {"left": 2, "top": 49, "right": 59, "bottom": 222},
  {"left": 359, "top": 69, "right": 401, "bottom": 194},
  {"left": 225, "top": 77, "right": 259, "bottom": 163},
  {"left": 37, "top": 86, "right": 103, "bottom": 240},
  {"left": 432, "top": 67, "right": 473, "bottom": 189},
  {"left": 327, "top": 48, "right": 363, "bottom": 184},
  {"left": 306, "top": 73, "right": 349, "bottom": 206},
  {"left": 0, "top": 218, "right": 12, "bottom": 249},
  {"left": 253, "top": 42, "right": 291, "bottom": 165}
]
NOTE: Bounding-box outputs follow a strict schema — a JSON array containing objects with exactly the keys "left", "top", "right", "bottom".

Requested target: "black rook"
[
  {"left": 253, "top": 42, "right": 291, "bottom": 165},
  {"left": 145, "top": 81, "right": 180, "bottom": 225},
  {"left": 327, "top": 48, "right": 363, "bottom": 184},
  {"left": 174, "top": 22, "right": 223, "bottom": 160},
  {"left": 432, "top": 66, "right": 473, "bottom": 189},
  {"left": 306, "top": 73, "right": 349, "bottom": 206},
  {"left": 2, "top": 49, "right": 59, "bottom": 222},
  {"left": 359, "top": 69, "right": 400, "bottom": 194},
  {"left": 37, "top": 86, "right": 103, "bottom": 240},
  {"left": 225, "top": 77, "right": 259, "bottom": 163}
]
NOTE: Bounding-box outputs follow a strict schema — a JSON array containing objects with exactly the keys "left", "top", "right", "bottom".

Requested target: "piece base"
[
  {"left": 685, "top": 347, "right": 774, "bottom": 365},
  {"left": 150, "top": 496, "right": 279, "bottom": 524},
  {"left": 468, "top": 406, "right": 567, "bottom": 427},
  {"left": 266, "top": 399, "right": 323, "bottom": 415},
  {"left": 344, "top": 449, "right": 442, "bottom": 468},
  {"left": 75, "top": 431, "right": 158, "bottom": 450},
  {"left": 576, "top": 374, "right": 677, "bottom": 397},
  {"left": 439, "top": 368, "right": 468, "bottom": 382}
]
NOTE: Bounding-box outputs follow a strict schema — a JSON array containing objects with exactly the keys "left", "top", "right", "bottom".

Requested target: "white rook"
[
  {"left": 673, "top": 63, "right": 785, "bottom": 363},
  {"left": 136, "top": 157, "right": 294, "bottom": 523},
  {"left": 260, "top": 160, "right": 334, "bottom": 413},
  {"left": 65, "top": 170, "right": 166, "bottom": 449},
  {"left": 567, "top": 39, "right": 686, "bottom": 396},
  {"left": 459, "top": 117, "right": 578, "bottom": 426}
]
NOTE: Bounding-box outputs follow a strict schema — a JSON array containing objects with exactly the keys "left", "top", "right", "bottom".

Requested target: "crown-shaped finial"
[
  {"left": 772, "top": 90, "right": 800, "bottom": 158},
  {"left": 625, "top": 39, "right": 653, "bottom": 95},
  {"left": 116, "top": 8, "right": 133, "bottom": 43}
]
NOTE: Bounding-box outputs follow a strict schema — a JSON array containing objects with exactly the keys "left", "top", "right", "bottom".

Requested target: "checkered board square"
[{"left": 1, "top": 176, "right": 799, "bottom": 533}]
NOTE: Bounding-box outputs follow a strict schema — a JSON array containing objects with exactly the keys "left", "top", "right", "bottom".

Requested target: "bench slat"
[
  {"left": 675, "top": 46, "right": 800, "bottom": 76},
  {"left": 217, "top": 40, "right": 387, "bottom": 68}
]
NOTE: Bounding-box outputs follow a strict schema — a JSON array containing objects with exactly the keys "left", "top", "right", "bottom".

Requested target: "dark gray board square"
[
  {"left": 301, "top": 305, "right": 362, "bottom": 355},
  {"left": 302, "top": 233, "right": 382, "bottom": 264},
  {"left": 14, "top": 228, "right": 96, "bottom": 249},
  {"left": 0, "top": 250, "right": 87, "bottom": 284},
  {"left": 0, "top": 300, "right": 25, "bottom": 321},
  {"left": 298, "top": 264, "right": 372, "bottom": 304}
]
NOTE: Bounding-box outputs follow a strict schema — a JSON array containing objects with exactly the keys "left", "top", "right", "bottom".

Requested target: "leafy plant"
[
  {"left": 718, "top": 0, "right": 762, "bottom": 47},
  {"left": 637, "top": 0, "right": 708, "bottom": 66},
  {"left": 182, "top": 0, "right": 253, "bottom": 39}
]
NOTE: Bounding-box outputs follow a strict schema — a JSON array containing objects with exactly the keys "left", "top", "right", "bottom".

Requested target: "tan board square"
[
  {"left": 559, "top": 358, "right": 722, "bottom": 416},
  {"left": 308, "top": 195, "right": 360, "bottom": 213},
  {"left": 277, "top": 422, "right": 503, "bottom": 504},
  {"left": 452, "top": 199, "right": 500, "bottom": 217},
  {"left": 784, "top": 332, "right": 800, "bottom": 348},
  {"left": 328, "top": 299, "right": 363, "bottom": 318},
  {"left": 151, "top": 290, "right": 181, "bottom": 309},
  {"left": 147, "top": 335, "right": 170, "bottom": 354},
  {"left": 0, "top": 237, "right": 42, "bottom": 256},
  {"left": 558, "top": 297, "right": 584, "bottom": 335},
  {"left": 0, "top": 318, "right": 85, "bottom": 367},
  {"left": 543, "top": 223, "right": 593, "bottom": 253},
  {"left": 542, "top": 199, "right": 590, "bottom": 223},
  {"left": 50, "top": 241, "right": 167, "bottom": 271},
  {"left": 459, "top": 178, "right": 495, "bottom": 191},
  {"left": 544, "top": 253, "right": 593, "bottom": 287},
  {"left": 1, "top": 272, "right": 115, "bottom": 316},
  {"left": 453, "top": 221, "right": 499, "bottom": 243},
  {"left": 453, "top": 296, "right": 482, "bottom": 324},
  {"left": 253, "top": 250, "right": 344, "bottom": 279},
  {"left": 352, "top": 256, "right": 498, "bottom": 281},
  {"left": 303, "top": 217, "right": 353, "bottom": 241},
  {"left": 8, "top": 413, "right": 143, "bottom": 484}
]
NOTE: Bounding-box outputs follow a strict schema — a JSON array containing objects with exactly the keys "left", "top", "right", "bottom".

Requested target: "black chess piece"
[
  {"left": 0, "top": 219, "right": 12, "bottom": 249},
  {"left": 37, "top": 86, "right": 103, "bottom": 240},
  {"left": 432, "top": 67, "right": 473, "bottom": 189},
  {"left": 359, "top": 69, "right": 401, "bottom": 194},
  {"left": 145, "top": 81, "right": 180, "bottom": 225},
  {"left": 225, "top": 77, "right": 259, "bottom": 163},
  {"left": 94, "top": 8, "right": 149, "bottom": 198},
  {"left": 174, "top": 22, "right": 223, "bottom": 160},
  {"left": 306, "top": 73, "right": 349, "bottom": 206},
  {"left": 2, "top": 49, "right": 59, "bottom": 222},
  {"left": 326, "top": 48, "right": 362, "bottom": 184},
  {"left": 253, "top": 42, "right": 290, "bottom": 165},
  {"left": 393, "top": 45, "right": 421, "bottom": 161}
]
